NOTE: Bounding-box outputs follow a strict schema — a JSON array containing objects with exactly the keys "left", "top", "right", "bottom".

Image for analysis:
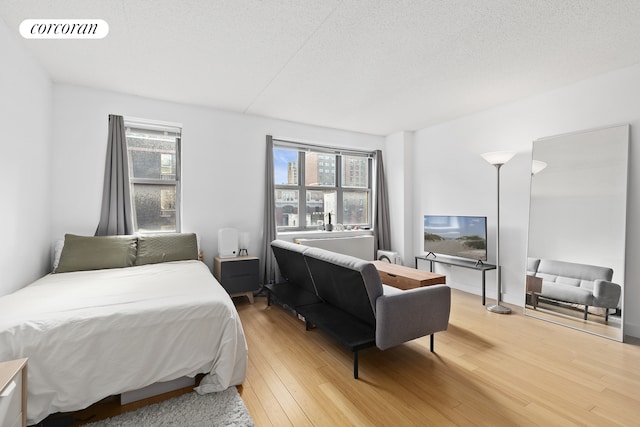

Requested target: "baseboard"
[
  {"left": 121, "top": 376, "right": 195, "bottom": 405},
  {"left": 624, "top": 322, "right": 640, "bottom": 341}
]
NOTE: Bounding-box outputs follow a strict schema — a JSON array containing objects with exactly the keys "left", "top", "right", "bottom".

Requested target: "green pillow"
[
  {"left": 55, "top": 234, "right": 137, "bottom": 273},
  {"left": 135, "top": 233, "right": 198, "bottom": 265}
]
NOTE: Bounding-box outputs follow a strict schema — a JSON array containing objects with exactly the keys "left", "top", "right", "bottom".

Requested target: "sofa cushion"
[
  {"left": 556, "top": 276, "right": 582, "bottom": 287},
  {"left": 541, "top": 281, "right": 594, "bottom": 306},
  {"left": 527, "top": 257, "right": 540, "bottom": 276},
  {"left": 537, "top": 272, "right": 562, "bottom": 284},
  {"left": 271, "top": 240, "right": 317, "bottom": 295},
  {"left": 536, "top": 259, "right": 613, "bottom": 286},
  {"left": 303, "top": 247, "right": 380, "bottom": 327}
]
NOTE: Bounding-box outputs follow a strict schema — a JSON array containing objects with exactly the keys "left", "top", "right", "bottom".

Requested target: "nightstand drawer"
[
  {"left": 219, "top": 258, "right": 258, "bottom": 279},
  {"left": 0, "top": 375, "right": 22, "bottom": 427},
  {"left": 223, "top": 274, "right": 259, "bottom": 293}
]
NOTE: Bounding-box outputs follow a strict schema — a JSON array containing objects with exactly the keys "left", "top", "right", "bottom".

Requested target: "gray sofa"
[
  {"left": 267, "top": 240, "right": 451, "bottom": 378},
  {"left": 527, "top": 258, "right": 621, "bottom": 321}
]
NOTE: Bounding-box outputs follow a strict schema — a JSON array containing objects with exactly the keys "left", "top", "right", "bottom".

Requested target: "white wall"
[
  {"left": 412, "top": 63, "right": 640, "bottom": 337},
  {"left": 0, "top": 18, "right": 52, "bottom": 296},
  {"left": 51, "top": 84, "right": 384, "bottom": 272},
  {"left": 385, "top": 131, "right": 414, "bottom": 265}
]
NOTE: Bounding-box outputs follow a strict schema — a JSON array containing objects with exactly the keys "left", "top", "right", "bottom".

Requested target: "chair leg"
[
  {"left": 267, "top": 291, "right": 271, "bottom": 306},
  {"left": 584, "top": 305, "right": 588, "bottom": 320},
  {"left": 430, "top": 334, "right": 434, "bottom": 352},
  {"left": 353, "top": 351, "right": 359, "bottom": 379}
]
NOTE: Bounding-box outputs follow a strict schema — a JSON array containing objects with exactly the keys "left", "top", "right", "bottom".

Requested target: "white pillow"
[{"left": 52, "top": 239, "right": 65, "bottom": 271}]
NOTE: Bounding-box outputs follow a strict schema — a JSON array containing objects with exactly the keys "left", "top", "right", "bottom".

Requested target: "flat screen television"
[{"left": 423, "top": 215, "right": 487, "bottom": 262}]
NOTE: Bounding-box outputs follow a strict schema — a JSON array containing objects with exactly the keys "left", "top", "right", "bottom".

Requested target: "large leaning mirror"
[{"left": 525, "top": 124, "right": 629, "bottom": 341}]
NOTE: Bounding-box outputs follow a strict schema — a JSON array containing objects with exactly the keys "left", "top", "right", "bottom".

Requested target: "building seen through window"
[
  {"left": 125, "top": 121, "right": 181, "bottom": 232},
  {"left": 273, "top": 145, "right": 372, "bottom": 231}
]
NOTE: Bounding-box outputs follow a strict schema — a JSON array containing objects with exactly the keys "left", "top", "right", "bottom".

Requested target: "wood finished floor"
[
  {"left": 46, "top": 289, "right": 640, "bottom": 426},
  {"left": 236, "top": 290, "right": 640, "bottom": 426}
]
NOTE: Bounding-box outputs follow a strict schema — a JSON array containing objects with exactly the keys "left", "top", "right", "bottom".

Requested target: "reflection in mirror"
[{"left": 525, "top": 125, "right": 629, "bottom": 341}]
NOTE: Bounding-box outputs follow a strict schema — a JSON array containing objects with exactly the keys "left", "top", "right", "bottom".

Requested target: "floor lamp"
[{"left": 481, "top": 151, "right": 516, "bottom": 314}]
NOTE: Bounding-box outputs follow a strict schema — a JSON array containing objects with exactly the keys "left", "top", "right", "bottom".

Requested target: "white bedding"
[{"left": 0, "top": 260, "right": 248, "bottom": 424}]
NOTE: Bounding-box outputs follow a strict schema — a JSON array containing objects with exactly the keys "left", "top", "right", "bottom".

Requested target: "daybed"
[
  {"left": 0, "top": 233, "right": 248, "bottom": 425},
  {"left": 527, "top": 257, "right": 621, "bottom": 321},
  {"left": 267, "top": 240, "right": 451, "bottom": 378}
]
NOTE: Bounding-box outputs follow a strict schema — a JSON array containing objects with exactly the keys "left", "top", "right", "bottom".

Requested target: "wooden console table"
[
  {"left": 415, "top": 255, "right": 496, "bottom": 305},
  {"left": 373, "top": 261, "right": 446, "bottom": 290}
]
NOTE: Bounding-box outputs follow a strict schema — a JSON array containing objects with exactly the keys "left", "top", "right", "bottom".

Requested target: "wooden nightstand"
[
  {"left": 0, "top": 358, "right": 27, "bottom": 427},
  {"left": 213, "top": 256, "right": 260, "bottom": 303}
]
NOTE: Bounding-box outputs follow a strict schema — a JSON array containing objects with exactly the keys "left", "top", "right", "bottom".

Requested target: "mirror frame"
[{"left": 525, "top": 124, "right": 629, "bottom": 341}]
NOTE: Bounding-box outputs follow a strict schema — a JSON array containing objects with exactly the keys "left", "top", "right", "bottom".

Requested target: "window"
[
  {"left": 273, "top": 142, "right": 373, "bottom": 231},
  {"left": 125, "top": 120, "right": 181, "bottom": 233}
]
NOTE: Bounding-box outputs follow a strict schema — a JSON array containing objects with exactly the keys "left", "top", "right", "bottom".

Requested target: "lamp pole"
[{"left": 481, "top": 151, "right": 515, "bottom": 314}]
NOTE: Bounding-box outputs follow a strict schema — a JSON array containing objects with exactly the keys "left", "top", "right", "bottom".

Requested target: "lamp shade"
[
  {"left": 481, "top": 151, "right": 516, "bottom": 166},
  {"left": 239, "top": 232, "right": 250, "bottom": 250},
  {"left": 531, "top": 160, "right": 547, "bottom": 175}
]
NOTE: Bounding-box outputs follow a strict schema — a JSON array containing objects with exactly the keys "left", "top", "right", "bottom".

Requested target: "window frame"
[
  {"left": 124, "top": 118, "right": 182, "bottom": 233},
  {"left": 273, "top": 140, "right": 374, "bottom": 232}
]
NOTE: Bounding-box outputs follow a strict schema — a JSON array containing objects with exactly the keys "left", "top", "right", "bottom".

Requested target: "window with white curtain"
[{"left": 124, "top": 119, "right": 182, "bottom": 232}]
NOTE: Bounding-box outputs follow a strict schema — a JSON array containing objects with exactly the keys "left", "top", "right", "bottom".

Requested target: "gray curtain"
[
  {"left": 261, "top": 135, "right": 277, "bottom": 285},
  {"left": 95, "top": 115, "right": 134, "bottom": 236},
  {"left": 374, "top": 150, "right": 391, "bottom": 254}
]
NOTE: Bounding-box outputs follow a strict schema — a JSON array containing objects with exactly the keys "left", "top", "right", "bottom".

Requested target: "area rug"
[{"left": 85, "top": 388, "right": 254, "bottom": 427}]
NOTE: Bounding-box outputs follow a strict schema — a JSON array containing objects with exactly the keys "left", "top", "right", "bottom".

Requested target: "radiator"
[{"left": 295, "top": 235, "right": 375, "bottom": 261}]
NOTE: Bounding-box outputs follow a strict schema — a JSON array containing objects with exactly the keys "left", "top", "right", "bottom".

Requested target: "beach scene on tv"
[{"left": 424, "top": 215, "right": 487, "bottom": 261}]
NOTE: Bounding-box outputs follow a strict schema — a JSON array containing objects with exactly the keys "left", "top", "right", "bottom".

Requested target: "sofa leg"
[
  {"left": 266, "top": 291, "right": 271, "bottom": 306},
  {"left": 605, "top": 309, "right": 609, "bottom": 323},
  {"left": 430, "top": 334, "right": 434, "bottom": 352},
  {"left": 584, "top": 306, "right": 588, "bottom": 321},
  {"left": 353, "top": 351, "right": 359, "bottom": 379}
]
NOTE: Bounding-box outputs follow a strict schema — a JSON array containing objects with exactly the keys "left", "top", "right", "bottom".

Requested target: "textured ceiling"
[{"left": 2, "top": 0, "right": 640, "bottom": 135}]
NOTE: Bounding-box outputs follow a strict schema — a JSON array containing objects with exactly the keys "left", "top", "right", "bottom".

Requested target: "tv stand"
[{"left": 415, "top": 255, "right": 496, "bottom": 305}]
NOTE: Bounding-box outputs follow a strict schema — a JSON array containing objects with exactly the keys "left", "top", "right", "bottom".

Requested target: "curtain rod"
[{"left": 272, "top": 136, "right": 377, "bottom": 157}]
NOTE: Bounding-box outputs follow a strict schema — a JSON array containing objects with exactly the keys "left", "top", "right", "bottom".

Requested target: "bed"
[{"left": 0, "top": 233, "right": 248, "bottom": 424}]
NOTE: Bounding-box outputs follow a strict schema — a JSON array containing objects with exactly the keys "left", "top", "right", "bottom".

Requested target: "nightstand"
[
  {"left": 213, "top": 256, "right": 260, "bottom": 303},
  {"left": 0, "top": 358, "right": 27, "bottom": 427}
]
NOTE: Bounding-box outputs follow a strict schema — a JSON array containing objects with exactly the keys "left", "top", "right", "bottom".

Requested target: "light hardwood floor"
[{"left": 236, "top": 290, "right": 640, "bottom": 426}]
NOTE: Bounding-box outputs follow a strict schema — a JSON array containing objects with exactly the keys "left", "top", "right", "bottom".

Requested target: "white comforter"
[{"left": 0, "top": 260, "right": 248, "bottom": 424}]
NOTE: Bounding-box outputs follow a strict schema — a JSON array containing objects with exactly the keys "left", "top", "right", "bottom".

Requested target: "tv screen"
[{"left": 423, "top": 215, "right": 487, "bottom": 261}]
